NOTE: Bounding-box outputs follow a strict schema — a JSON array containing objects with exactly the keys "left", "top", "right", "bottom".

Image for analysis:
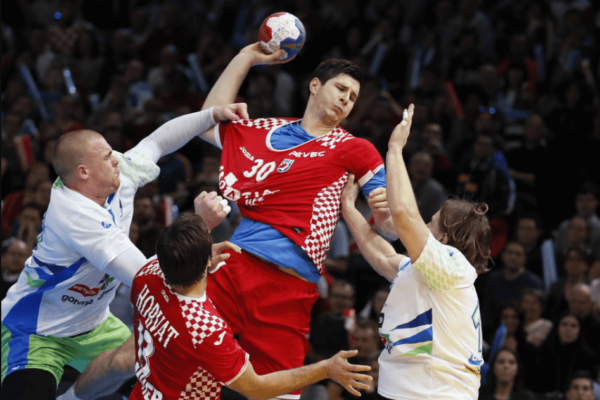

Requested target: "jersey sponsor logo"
[
  {"left": 288, "top": 150, "right": 326, "bottom": 158},
  {"left": 240, "top": 146, "right": 255, "bottom": 161},
  {"left": 468, "top": 353, "right": 483, "bottom": 367},
  {"left": 277, "top": 159, "right": 294, "bottom": 173},
  {"left": 69, "top": 284, "right": 100, "bottom": 297},
  {"left": 101, "top": 221, "right": 112, "bottom": 229},
  {"left": 62, "top": 294, "right": 94, "bottom": 306}
]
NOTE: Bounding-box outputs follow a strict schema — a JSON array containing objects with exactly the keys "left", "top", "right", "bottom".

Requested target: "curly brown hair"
[{"left": 438, "top": 199, "right": 492, "bottom": 273}]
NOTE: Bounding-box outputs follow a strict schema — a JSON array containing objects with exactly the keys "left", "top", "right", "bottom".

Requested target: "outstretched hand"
[
  {"left": 239, "top": 42, "right": 295, "bottom": 66},
  {"left": 213, "top": 103, "right": 249, "bottom": 122},
  {"left": 388, "top": 104, "right": 414, "bottom": 150},
  {"left": 341, "top": 174, "right": 360, "bottom": 211},
  {"left": 209, "top": 241, "right": 241, "bottom": 272},
  {"left": 324, "top": 350, "right": 372, "bottom": 397}
]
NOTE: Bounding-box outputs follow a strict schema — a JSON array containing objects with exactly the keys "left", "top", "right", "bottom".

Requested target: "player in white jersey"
[
  {"left": 1, "top": 103, "right": 245, "bottom": 400},
  {"left": 340, "top": 105, "right": 493, "bottom": 400}
]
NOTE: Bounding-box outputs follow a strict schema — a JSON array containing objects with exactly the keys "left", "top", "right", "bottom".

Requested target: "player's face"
[
  {"left": 566, "top": 378, "right": 595, "bottom": 400},
  {"left": 312, "top": 74, "right": 359, "bottom": 123},
  {"left": 87, "top": 137, "right": 120, "bottom": 196}
]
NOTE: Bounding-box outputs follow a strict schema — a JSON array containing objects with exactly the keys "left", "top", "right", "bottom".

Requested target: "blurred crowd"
[{"left": 1, "top": 0, "right": 600, "bottom": 399}]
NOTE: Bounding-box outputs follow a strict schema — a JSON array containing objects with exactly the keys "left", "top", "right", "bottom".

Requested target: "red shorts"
[{"left": 207, "top": 250, "right": 319, "bottom": 399}]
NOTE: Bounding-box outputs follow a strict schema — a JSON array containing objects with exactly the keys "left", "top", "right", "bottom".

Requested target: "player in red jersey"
[
  {"left": 130, "top": 213, "right": 372, "bottom": 400},
  {"left": 196, "top": 43, "right": 397, "bottom": 399}
]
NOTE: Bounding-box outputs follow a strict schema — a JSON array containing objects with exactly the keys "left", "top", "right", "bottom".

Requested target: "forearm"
[
  {"left": 134, "top": 107, "right": 216, "bottom": 163},
  {"left": 249, "top": 361, "right": 328, "bottom": 399},
  {"left": 104, "top": 247, "right": 149, "bottom": 287},
  {"left": 374, "top": 215, "right": 399, "bottom": 239},
  {"left": 342, "top": 206, "right": 400, "bottom": 282},
  {"left": 202, "top": 53, "right": 253, "bottom": 110},
  {"left": 386, "top": 146, "right": 429, "bottom": 260}
]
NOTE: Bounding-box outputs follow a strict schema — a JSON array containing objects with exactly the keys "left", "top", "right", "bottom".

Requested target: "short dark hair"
[
  {"left": 577, "top": 182, "right": 599, "bottom": 200},
  {"left": 311, "top": 59, "right": 363, "bottom": 86},
  {"left": 517, "top": 213, "right": 542, "bottom": 230},
  {"left": 355, "top": 320, "right": 379, "bottom": 341},
  {"left": 155, "top": 213, "right": 213, "bottom": 288},
  {"left": 566, "top": 370, "right": 594, "bottom": 392}
]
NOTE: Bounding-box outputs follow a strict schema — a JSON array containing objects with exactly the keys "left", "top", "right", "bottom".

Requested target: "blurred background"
[{"left": 1, "top": 0, "right": 599, "bottom": 399}]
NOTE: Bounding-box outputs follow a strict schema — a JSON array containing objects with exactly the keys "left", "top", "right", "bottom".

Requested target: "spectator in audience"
[
  {"left": 567, "top": 283, "right": 600, "bottom": 354},
  {"left": 455, "top": 132, "right": 515, "bottom": 216},
  {"left": 556, "top": 183, "right": 600, "bottom": 260},
  {"left": 532, "top": 313, "right": 598, "bottom": 395},
  {"left": 448, "top": 0, "right": 495, "bottom": 59},
  {"left": 521, "top": 289, "right": 553, "bottom": 347},
  {"left": 409, "top": 151, "right": 447, "bottom": 223},
  {"left": 358, "top": 286, "right": 389, "bottom": 324},
  {"left": 505, "top": 115, "right": 549, "bottom": 212},
  {"left": 124, "top": 59, "right": 153, "bottom": 112},
  {"left": 86, "top": 76, "right": 130, "bottom": 131},
  {"left": 133, "top": 193, "right": 163, "bottom": 258},
  {"left": 515, "top": 214, "right": 544, "bottom": 279},
  {"left": 564, "top": 370, "right": 596, "bottom": 400},
  {"left": 324, "top": 221, "right": 350, "bottom": 278},
  {"left": 11, "top": 203, "right": 44, "bottom": 249},
  {"left": 73, "top": 29, "right": 104, "bottom": 94},
  {"left": 1, "top": 238, "right": 31, "bottom": 300},
  {"left": 479, "top": 347, "right": 536, "bottom": 400},
  {"left": 147, "top": 45, "right": 190, "bottom": 96},
  {"left": 545, "top": 246, "right": 593, "bottom": 321},
  {"left": 483, "top": 241, "right": 543, "bottom": 325},
  {"left": 310, "top": 280, "right": 355, "bottom": 360}
]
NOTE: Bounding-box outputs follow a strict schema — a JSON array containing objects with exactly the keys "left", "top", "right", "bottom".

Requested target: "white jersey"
[
  {"left": 378, "top": 233, "right": 483, "bottom": 400},
  {"left": 1, "top": 149, "right": 159, "bottom": 337}
]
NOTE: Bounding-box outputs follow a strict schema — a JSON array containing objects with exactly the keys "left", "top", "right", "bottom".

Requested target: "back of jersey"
[{"left": 129, "top": 259, "right": 248, "bottom": 400}]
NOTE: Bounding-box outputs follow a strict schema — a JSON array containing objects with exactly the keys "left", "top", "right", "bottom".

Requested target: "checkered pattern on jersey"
[
  {"left": 180, "top": 298, "right": 227, "bottom": 347},
  {"left": 316, "top": 126, "right": 354, "bottom": 149},
  {"left": 179, "top": 367, "right": 221, "bottom": 400},
  {"left": 232, "top": 118, "right": 289, "bottom": 130},
  {"left": 137, "top": 259, "right": 163, "bottom": 278},
  {"left": 302, "top": 173, "right": 349, "bottom": 274}
]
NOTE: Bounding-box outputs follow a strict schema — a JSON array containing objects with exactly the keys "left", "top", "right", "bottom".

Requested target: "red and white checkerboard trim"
[
  {"left": 179, "top": 366, "right": 221, "bottom": 400},
  {"left": 180, "top": 298, "right": 227, "bottom": 348},
  {"left": 137, "top": 258, "right": 163, "bottom": 278},
  {"left": 316, "top": 126, "right": 354, "bottom": 149},
  {"left": 302, "top": 173, "right": 348, "bottom": 274},
  {"left": 232, "top": 118, "right": 288, "bottom": 130}
]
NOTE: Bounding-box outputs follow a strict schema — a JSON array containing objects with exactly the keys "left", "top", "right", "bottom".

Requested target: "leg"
[
  {"left": 57, "top": 315, "right": 134, "bottom": 400},
  {"left": 1, "top": 369, "right": 57, "bottom": 400},
  {"left": 65, "top": 335, "right": 136, "bottom": 400}
]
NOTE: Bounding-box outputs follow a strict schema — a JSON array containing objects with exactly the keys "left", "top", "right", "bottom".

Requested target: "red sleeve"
[
  {"left": 217, "top": 121, "right": 234, "bottom": 149},
  {"left": 342, "top": 138, "right": 385, "bottom": 187},
  {"left": 193, "top": 328, "right": 249, "bottom": 385}
]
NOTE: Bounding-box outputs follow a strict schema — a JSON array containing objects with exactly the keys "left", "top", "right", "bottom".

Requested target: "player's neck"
[
  {"left": 173, "top": 277, "right": 207, "bottom": 299},
  {"left": 66, "top": 180, "right": 108, "bottom": 206},
  {"left": 300, "top": 111, "right": 339, "bottom": 137}
]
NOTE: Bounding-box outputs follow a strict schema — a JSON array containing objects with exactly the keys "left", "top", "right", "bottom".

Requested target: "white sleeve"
[
  {"left": 103, "top": 247, "right": 149, "bottom": 287},
  {"left": 68, "top": 214, "right": 137, "bottom": 273},
  {"left": 412, "top": 232, "right": 476, "bottom": 293},
  {"left": 133, "top": 107, "right": 216, "bottom": 163}
]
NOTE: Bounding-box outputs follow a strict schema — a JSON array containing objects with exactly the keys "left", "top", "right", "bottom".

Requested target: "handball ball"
[{"left": 258, "top": 12, "right": 306, "bottom": 60}]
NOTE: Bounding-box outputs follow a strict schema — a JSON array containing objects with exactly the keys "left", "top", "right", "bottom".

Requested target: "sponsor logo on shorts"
[
  {"left": 68, "top": 284, "right": 100, "bottom": 297},
  {"left": 277, "top": 159, "right": 294, "bottom": 173},
  {"left": 62, "top": 294, "right": 94, "bottom": 306}
]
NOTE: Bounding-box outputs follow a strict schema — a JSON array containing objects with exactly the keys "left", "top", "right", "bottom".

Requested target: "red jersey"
[
  {"left": 129, "top": 258, "right": 249, "bottom": 400},
  {"left": 217, "top": 118, "right": 383, "bottom": 274}
]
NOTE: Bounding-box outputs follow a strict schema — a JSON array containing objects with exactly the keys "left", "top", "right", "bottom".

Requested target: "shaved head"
[{"left": 52, "top": 130, "right": 103, "bottom": 183}]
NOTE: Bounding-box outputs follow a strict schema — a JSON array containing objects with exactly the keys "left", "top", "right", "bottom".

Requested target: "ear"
[
  {"left": 309, "top": 78, "right": 321, "bottom": 96},
  {"left": 440, "top": 233, "right": 449, "bottom": 245},
  {"left": 76, "top": 164, "right": 89, "bottom": 181}
]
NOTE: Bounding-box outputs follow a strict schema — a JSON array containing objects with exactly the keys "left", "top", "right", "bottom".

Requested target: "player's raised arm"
[
  {"left": 386, "top": 104, "right": 430, "bottom": 261},
  {"left": 227, "top": 350, "right": 371, "bottom": 399},
  {"left": 341, "top": 175, "right": 406, "bottom": 282},
  {"left": 131, "top": 103, "right": 248, "bottom": 163}
]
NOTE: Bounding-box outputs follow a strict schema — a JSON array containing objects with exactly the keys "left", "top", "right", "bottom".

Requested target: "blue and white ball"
[{"left": 258, "top": 12, "right": 306, "bottom": 60}]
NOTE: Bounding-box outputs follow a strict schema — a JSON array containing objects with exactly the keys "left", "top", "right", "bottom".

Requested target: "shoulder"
[
  {"left": 229, "top": 117, "right": 297, "bottom": 131},
  {"left": 179, "top": 296, "right": 228, "bottom": 348}
]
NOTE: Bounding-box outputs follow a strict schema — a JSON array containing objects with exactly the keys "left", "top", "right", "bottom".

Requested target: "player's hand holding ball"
[{"left": 239, "top": 12, "right": 305, "bottom": 66}]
